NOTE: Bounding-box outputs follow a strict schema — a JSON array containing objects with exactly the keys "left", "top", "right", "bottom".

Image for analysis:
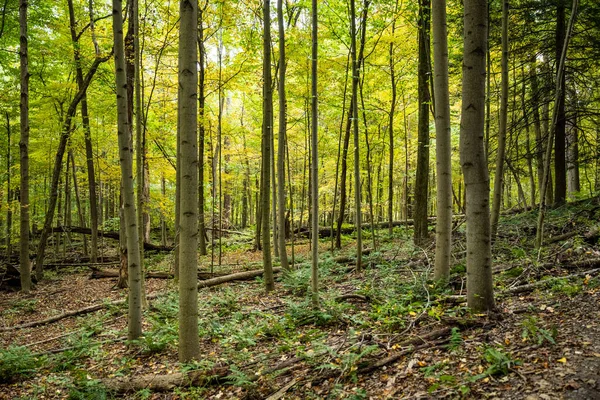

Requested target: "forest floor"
[{"left": 2, "top": 198, "right": 600, "bottom": 399}]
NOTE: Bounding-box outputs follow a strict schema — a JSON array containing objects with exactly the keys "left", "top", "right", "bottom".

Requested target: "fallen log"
[
  {"left": 103, "top": 366, "right": 231, "bottom": 392},
  {"left": 333, "top": 249, "right": 372, "bottom": 264},
  {"left": 90, "top": 268, "right": 229, "bottom": 280},
  {"left": 103, "top": 347, "right": 310, "bottom": 393},
  {"left": 198, "top": 268, "right": 283, "bottom": 289},
  {"left": 444, "top": 267, "right": 600, "bottom": 303},
  {"left": 504, "top": 267, "right": 600, "bottom": 294},
  {"left": 35, "top": 226, "right": 173, "bottom": 252},
  {"left": 46, "top": 261, "right": 120, "bottom": 269},
  {"left": 0, "top": 291, "right": 164, "bottom": 332}
]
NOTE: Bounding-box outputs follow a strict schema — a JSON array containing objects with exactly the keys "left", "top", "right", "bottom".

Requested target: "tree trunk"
[
  {"left": 567, "top": 109, "right": 580, "bottom": 194},
  {"left": 554, "top": 0, "right": 567, "bottom": 205},
  {"left": 460, "top": 0, "right": 495, "bottom": 311},
  {"left": 5, "top": 112, "right": 11, "bottom": 260},
  {"left": 535, "top": 0, "right": 578, "bottom": 248},
  {"left": 69, "top": 152, "right": 89, "bottom": 256},
  {"left": 261, "top": 0, "right": 274, "bottom": 292},
  {"left": 310, "top": 0, "right": 319, "bottom": 307},
  {"left": 132, "top": 0, "right": 147, "bottom": 308},
  {"left": 490, "top": 0, "right": 509, "bottom": 238},
  {"left": 197, "top": 4, "right": 207, "bottom": 256},
  {"left": 388, "top": 0, "right": 398, "bottom": 236},
  {"left": 350, "top": 0, "right": 364, "bottom": 271},
  {"left": 33, "top": 53, "right": 109, "bottom": 280},
  {"left": 112, "top": 0, "right": 143, "bottom": 340},
  {"left": 177, "top": 0, "right": 200, "bottom": 362},
  {"left": 19, "top": 0, "right": 30, "bottom": 293},
  {"left": 413, "top": 0, "right": 431, "bottom": 246},
  {"left": 277, "top": 0, "right": 289, "bottom": 271},
  {"left": 432, "top": 0, "right": 452, "bottom": 281}
]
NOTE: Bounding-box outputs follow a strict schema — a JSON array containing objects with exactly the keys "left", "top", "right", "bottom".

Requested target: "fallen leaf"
[{"left": 557, "top": 357, "right": 567, "bottom": 363}]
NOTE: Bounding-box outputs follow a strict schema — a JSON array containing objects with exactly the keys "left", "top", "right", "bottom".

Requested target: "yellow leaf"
[
  {"left": 557, "top": 357, "right": 567, "bottom": 363},
  {"left": 409, "top": 311, "right": 417, "bottom": 316}
]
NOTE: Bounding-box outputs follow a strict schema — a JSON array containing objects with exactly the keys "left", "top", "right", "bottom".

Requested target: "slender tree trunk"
[
  {"left": 5, "top": 113, "right": 11, "bottom": 260},
  {"left": 67, "top": 0, "right": 99, "bottom": 263},
  {"left": 522, "top": 66, "right": 536, "bottom": 206},
  {"left": 460, "top": 0, "right": 495, "bottom": 311},
  {"left": 34, "top": 51, "right": 109, "bottom": 279},
  {"left": 70, "top": 151, "right": 89, "bottom": 256},
  {"left": 261, "top": 0, "right": 274, "bottom": 292},
  {"left": 177, "top": 0, "right": 200, "bottom": 362},
  {"left": 567, "top": 107, "right": 580, "bottom": 194},
  {"left": 536, "top": 0, "right": 578, "bottom": 248},
  {"left": 310, "top": 0, "right": 319, "bottom": 307},
  {"left": 161, "top": 174, "right": 167, "bottom": 246},
  {"left": 19, "top": 0, "right": 30, "bottom": 292},
  {"left": 133, "top": 0, "right": 147, "bottom": 308},
  {"left": 554, "top": 0, "right": 567, "bottom": 205},
  {"left": 432, "top": 0, "right": 452, "bottom": 281},
  {"left": 414, "top": 0, "right": 431, "bottom": 246},
  {"left": 113, "top": 0, "right": 142, "bottom": 339},
  {"left": 197, "top": 4, "right": 207, "bottom": 255},
  {"left": 490, "top": 0, "right": 509, "bottom": 237},
  {"left": 388, "top": 0, "right": 398, "bottom": 236},
  {"left": 277, "top": 0, "right": 289, "bottom": 271},
  {"left": 350, "top": 0, "right": 363, "bottom": 271}
]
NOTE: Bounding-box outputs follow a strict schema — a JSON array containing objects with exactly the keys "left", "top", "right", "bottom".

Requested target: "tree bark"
[
  {"left": 310, "top": 0, "right": 319, "bottom": 307},
  {"left": 177, "top": 0, "right": 200, "bottom": 362},
  {"left": 432, "top": 0, "right": 452, "bottom": 281},
  {"left": 197, "top": 4, "right": 207, "bottom": 256},
  {"left": 490, "top": 0, "right": 509, "bottom": 238},
  {"left": 460, "top": 0, "right": 495, "bottom": 311},
  {"left": 261, "top": 0, "right": 274, "bottom": 292},
  {"left": 18, "top": 0, "right": 30, "bottom": 293},
  {"left": 277, "top": 0, "right": 289, "bottom": 271},
  {"left": 413, "top": 0, "right": 431, "bottom": 246},
  {"left": 350, "top": 0, "right": 363, "bottom": 271},
  {"left": 387, "top": 0, "right": 398, "bottom": 236},
  {"left": 112, "top": 0, "right": 143, "bottom": 339},
  {"left": 554, "top": 0, "right": 567, "bottom": 205}
]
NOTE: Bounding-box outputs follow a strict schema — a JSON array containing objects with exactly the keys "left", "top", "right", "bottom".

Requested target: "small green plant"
[
  {"left": 0, "top": 346, "right": 45, "bottom": 383},
  {"left": 225, "top": 365, "right": 256, "bottom": 389},
  {"left": 521, "top": 316, "right": 557, "bottom": 346},
  {"left": 550, "top": 279, "right": 582, "bottom": 297},
  {"left": 67, "top": 376, "right": 108, "bottom": 400},
  {"left": 447, "top": 327, "right": 462, "bottom": 352},
  {"left": 504, "top": 266, "right": 524, "bottom": 278},
  {"left": 281, "top": 266, "right": 311, "bottom": 295},
  {"left": 471, "top": 346, "right": 521, "bottom": 381},
  {"left": 207, "top": 288, "right": 241, "bottom": 316}
]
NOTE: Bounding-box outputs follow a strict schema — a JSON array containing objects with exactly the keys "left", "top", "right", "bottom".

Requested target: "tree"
[
  {"left": 388, "top": 0, "right": 398, "bottom": 236},
  {"left": 350, "top": 0, "right": 363, "bottom": 271},
  {"left": 554, "top": 0, "right": 567, "bottom": 205},
  {"left": 460, "top": 0, "right": 495, "bottom": 311},
  {"left": 490, "top": 0, "right": 509, "bottom": 237},
  {"left": 310, "top": 0, "right": 319, "bottom": 307},
  {"left": 261, "top": 0, "right": 275, "bottom": 292},
  {"left": 536, "top": 0, "right": 579, "bottom": 249},
  {"left": 198, "top": 1, "right": 208, "bottom": 256},
  {"left": 277, "top": 0, "right": 289, "bottom": 271},
  {"left": 432, "top": 0, "right": 452, "bottom": 281},
  {"left": 112, "top": 0, "right": 143, "bottom": 339},
  {"left": 177, "top": 0, "right": 200, "bottom": 362},
  {"left": 19, "top": 0, "right": 30, "bottom": 293},
  {"left": 413, "top": 0, "right": 431, "bottom": 246}
]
